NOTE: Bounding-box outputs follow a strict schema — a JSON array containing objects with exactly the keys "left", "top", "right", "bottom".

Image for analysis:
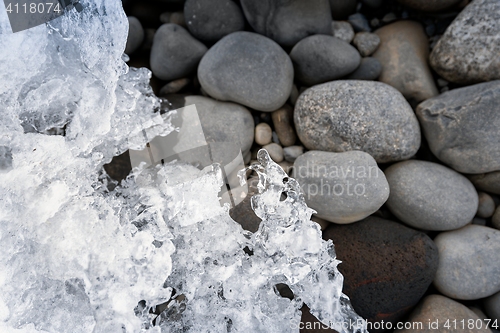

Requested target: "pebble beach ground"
[{"left": 105, "top": 0, "right": 500, "bottom": 331}]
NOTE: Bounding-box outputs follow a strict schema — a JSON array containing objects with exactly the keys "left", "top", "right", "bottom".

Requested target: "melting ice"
[{"left": 0, "top": 0, "right": 367, "bottom": 332}]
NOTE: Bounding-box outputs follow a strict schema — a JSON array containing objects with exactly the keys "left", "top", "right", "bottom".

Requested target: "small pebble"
[
  {"left": 437, "top": 78, "right": 448, "bottom": 87},
  {"left": 347, "top": 57, "right": 382, "bottom": 80},
  {"left": 288, "top": 84, "right": 299, "bottom": 106},
  {"left": 382, "top": 12, "right": 397, "bottom": 23},
  {"left": 283, "top": 145, "right": 304, "bottom": 163},
  {"left": 272, "top": 105, "right": 296, "bottom": 147},
  {"left": 262, "top": 143, "right": 284, "bottom": 163},
  {"left": 125, "top": 16, "right": 144, "bottom": 55},
  {"left": 158, "top": 78, "right": 190, "bottom": 96},
  {"left": 471, "top": 217, "right": 487, "bottom": 226},
  {"left": 492, "top": 207, "right": 500, "bottom": 230},
  {"left": 331, "top": 21, "right": 355, "bottom": 43},
  {"left": 477, "top": 192, "right": 495, "bottom": 218},
  {"left": 272, "top": 131, "right": 280, "bottom": 145},
  {"left": 348, "top": 13, "right": 371, "bottom": 32},
  {"left": 170, "top": 12, "right": 186, "bottom": 27},
  {"left": 255, "top": 123, "right": 273, "bottom": 146},
  {"left": 353, "top": 32, "right": 380, "bottom": 56},
  {"left": 278, "top": 160, "right": 293, "bottom": 176}
]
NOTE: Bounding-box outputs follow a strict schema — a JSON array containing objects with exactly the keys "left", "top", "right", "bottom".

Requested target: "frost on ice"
[{"left": 0, "top": 1, "right": 367, "bottom": 332}]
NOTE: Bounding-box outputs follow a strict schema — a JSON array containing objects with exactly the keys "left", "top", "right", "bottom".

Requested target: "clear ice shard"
[{"left": 0, "top": 1, "right": 367, "bottom": 332}]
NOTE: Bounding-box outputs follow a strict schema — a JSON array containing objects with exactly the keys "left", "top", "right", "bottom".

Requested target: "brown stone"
[
  {"left": 229, "top": 177, "right": 261, "bottom": 232},
  {"left": 272, "top": 105, "right": 296, "bottom": 147}
]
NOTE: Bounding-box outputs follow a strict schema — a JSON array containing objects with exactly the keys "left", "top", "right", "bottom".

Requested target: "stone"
[
  {"left": 330, "top": 0, "right": 357, "bottom": 20},
  {"left": 430, "top": 0, "right": 500, "bottom": 84},
  {"left": 373, "top": 21, "right": 439, "bottom": 104},
  {"left": 283, "top": 146, "right": 303, "bottom": 163},
  {"left": 397, "top": 0, "right": 462, "bottom": 11},
  {"left": 294, "top": 80, "right": 420, "bottom": 163},
  {"left": 468, "top": 172, "right": 500, "bottom": 195},
  {"left": 385, "top": 160, "right": 478, "bottom": 231},
  {"left": 433, "top": 225, "right": 500, "bottom": 300},
  {"left": 271, "top": 105, "right": 296, "bottom": 147},
  {"left": 484, "top": 291, "right": 500, "bottom": 321},
  {"left": 255, "top": 123, "right": 273, "bottom": 146},
  {"left": 293, "top": 151, "right": 389, "bottom": 223},
  {"left": 184, "top": 0, "right": 245, "bottom": 43},
  {"left": 477, "top": 192, "right": 495, "bottom": 218},
  {"left": 352, "top": 32, "right": 380, "bottom": 56},
  {"left": 331, "top": 21, "right": 355, "bottom": 43},
  {"left": 262, "top": 143, "right": 284, "bottom": 163},
  {"left": 346, "top": 57, "right": 382, "bottom": 80},
  {"left": 240, "top": 0, "right": 332, "bottom": 47},
  {"left": 288, "top": 84, "right": 299, "bottom": 106},
  {"left": 416, "top": 80, "right": 500, "bottom": 174},
  {"left": 278, "top": 160, "right": 293, "bottom": 176},
  {"left": 323, "top": 217, "right": 439, "bottom": 326},
  {"left": 493, "top": 207, "right": 500, "bottom": 230},
  {"left": 290, "top": 35, "right": 361, "bottom": 86},
  {"left": 125, "top": 16, "right": 144, "bottom": 55},
  {"left": 229, "top": 177, "right": 261, "bottom": 233},
  {"left": 348, "top": 13, "right": 371, "bottom": 32},
  {"left": 394, "top": 295, "right": 492, "bottom": 333},
  {"left": 158, "top": 78, "right": 190, "bottom": 96},
  {"left": 150, "top": 24, "right": 208, "bottom": 81},
  {"left": 198, "top": 32, "right": 294, "bottom": 112}
]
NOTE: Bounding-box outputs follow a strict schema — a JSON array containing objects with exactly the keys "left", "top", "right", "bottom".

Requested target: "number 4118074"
[{"left": 5, "top": 2, "right": 62, "bottom": 14}]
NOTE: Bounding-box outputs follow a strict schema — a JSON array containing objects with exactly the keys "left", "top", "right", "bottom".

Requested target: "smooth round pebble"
[
  {"left": 262, "top": 143, "right": 284, "bottom": 163},
  {"left": 150, "top": 24, "right": 208, "bottom": 81},
  {"left": 159, "top": 78, "right": 190, "bottom": 96},
  {"left": 484, "top": 291, "right": 500, "bottom": 321},
  {"left": 283, "top": 146, "right": 303, "bottom": 163},
  {"left": 352, "top": 32, "right": 380, "bottom": 57},
  {"left": 348, "top": 13, "right": 371, "bottom": 32},
  {"left": 271, "top": 105, "right": 296, "bottom": 147},
  {"left": 198, "top": 32, "right": 294, "bottom": 112},
  {"left": 346, "top": 57, "right": 382, "bottom": 80},
  {"left": 434, "top": 225, "right": 500, "bottom": 300},
  {"left": 255, "top": 123, "right": 273, "bottom": 146},
  {"left": 477, "top": 192, "right": 495, "bottom": 218},
  {"left": 125, "top": 16, "right": 144, "bottom": 55},
  {"left": 331, "top": 20, "right": 355, "bottom": 43},
  {"left": 385, "top": 160, "right": 478, "bottom": 231}
]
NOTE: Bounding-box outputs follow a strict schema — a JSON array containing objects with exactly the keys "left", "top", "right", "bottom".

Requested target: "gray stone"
[
  {"left": 198, "top": 32, "right": 294, "bottom": 112},
  {"left": 150, "top": 24, "right": 208, "bottom": 81},
  {"left": 397, "top": 0, "right": 462, "bottom": 11},
  {"left": 159, "top": 78, "right": 190, "bottom": 96},
  {"left": 330, "top": 0, "right": 357, "bottom": 20},
  {"left": 468, "top": 171, "right": 500, "bottom": 195},
  {"left": 394, "top": 295, "right": 492, "bottom": 333},
  {"left": 283, "top": 145, "right": 303, "bottom": 163},
  {"left": 493, "top": 207, "right": 500, "bottom": 230},
  {"left": 385, "top": 160, "right": 478, "bottom": 231},
  {"left": 255, "top": 123, "right": 272, "bottom": 146},
  {"left": 293, "top": 150, "right": 389, "bottom": 224},
  {"left": 348, "top": 13, "right": 371, "bottom": 32},
  {"left": 352, "top": 32, "right": 380, "bottom": 57},
  {"left": 271, "top": 105, "right": 296, "bottom": 147},
  {"left": 434, "top": 225, "right": 500, "bottom": 300},
  {"left": 477, "top": 192, "right": 495, "bottom": 218},
  {"left": 262, "top": 143, "right": 283, "bottom": 163},
  {"left": 125, "top": 16, "right": 144, "bottom": 55},
  {"left": 184, "top": 0, "right": 245, "bottom": 43},
  {"left": 331, "top": 21, "right": 355, "bottom": 43},
  {"left": 290, "top": 35, "right": 360, "bottom": 86},
  {"left": 373, "top": 21, "right": 439, "bottom": 104},
  {"left": 294, "top": 80, "right": 420, "bottom": 163},
  {"left": 346, "top": 57, "right": 382, "bottom": 80},
  {"left": 430, "top": 0, "right": 500, "bottom": 84},
  {"left": 484, "top": 291, "right": 500, "bottom": 321},
  {"left": 240, "top": 0, "right": 332, "bottom": 47},
  {"left": 416, "top": 80, "right": 500, "bottom": 174}
]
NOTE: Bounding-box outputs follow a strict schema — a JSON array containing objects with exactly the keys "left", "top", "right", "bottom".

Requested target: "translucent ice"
[{"left": 0, "top": 1, "right": 367, "bottom": 332}]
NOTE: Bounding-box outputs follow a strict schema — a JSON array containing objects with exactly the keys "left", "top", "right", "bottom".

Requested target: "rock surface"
[
  {"left": 290, "top": 35, "right": 361, "bottom": 86},
  {"left": 468, "top": 172, "right": 500, "bottom": 195},
  {"left": 484, "top": 291, "right": 500, "bottom": 322},
  {"left": 255, "top": 123, "right": 273, "bottom": 146},
  {"left": 125, "top": 16, "right": 144, "bottom": 55},
  {"left": 394, "top": 294, "right": 492, "bottom": 333},
  {"left": 416, "top": 80, "right": 500, "bottom": 174},
  {"left": 331, "top": 21, "right": 355, "bottom": 43},
  {"left": 353, "top": 32, "right": 380, "bottom": 57},
  {"left": 240, "top": 0, "right": 332, "bottom": 47},
  {"left": 373, "top": 21, "right": 438, "bottom": 104},
  {"left": 396, "top": 0, "right": 462, "bottom": 11},
  {"left": 430, "top": 0, "right": 500, "bottom": 84},
  {"left": 283, "top": 146, "right": 303, "bottom": 163},
  {"left": 323, "top": 217, "right": 439, "bottom": 327},
  {"left": 272, "top": 105, "right": 296, "bottom": 147},
  {"left": 433, "top": 225, "right": 500, "bottom": 300},
  {"left": 262, "top": 143, "right": 284, "bottom": 163},
  {"left": 294, "top": 151, "right": 389, "bottom": 224},
  {"left": 294, "top": 80, "right": 421, "bottom": 163},
  {"left": 198, "top": 31, "right": 294, "bottom": 111},
  {"left": 346, "top": 57, "right": 382, "bottom": 80},
  {"left": 184, "top": 0, "right": 245, "bottom": 43},
  {"left": 150, "top": 24, "right": 208, "bottom": 81},
  {"left": 385, "top": 160, "right": 478, "bottom": 231}
]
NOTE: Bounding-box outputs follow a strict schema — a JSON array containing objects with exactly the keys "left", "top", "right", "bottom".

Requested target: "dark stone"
[
  {"left": 103, "top": 151, "right": 132, "bottom": 182},
  {"left": 290, "top": 35, "right": 361, "bottom": 86},
  {"left": 348, "top": 13, "right": 371, "bottom": 32},
  {"left": 329, "top": 0, "right": 357, "bottom": 20},
  {"left": 150, "top": 24, "right": 208, "bottom": 81},
  {"left": 346, "top": 57, "right": 381, "bottom": 80},
  {"left": 229, "top": 177, "right": 261, "bottom": 232},
  {"left": 184, "top": 0, "right": 245, "bottom": 43},
  {"left": 240, "top": 0, "right": 332, "bottom": 47},
  {"left": 468, "top": 171, "right": 500, "bottom": 195},
  {"left": 416, "top": 80, "right": 500, "bottom": 174},
  {"left": 323, "top": 217, "right": 439, "bottom": 328},
  {"left": 125, "top": 16, "right": 144, "bottom": 55},
  {"left": 352, "top": 32, "right": 380, "bottom": 57}
]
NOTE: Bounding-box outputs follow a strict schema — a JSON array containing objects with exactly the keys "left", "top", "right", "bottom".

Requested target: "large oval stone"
[{"left": 294, "top": 80, "right": 420, "bottom": 163}]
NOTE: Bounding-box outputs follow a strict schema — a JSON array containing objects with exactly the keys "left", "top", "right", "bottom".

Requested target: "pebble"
[
  {"left": 396, "top": 0, "right": 462, "bottom": 11},
  {"left": 346, "top": 57, "right": 382, "bottom": 80},
  {"left": 394, "top": 295, "right": 491, "bottom": 333},
  {"left": 385, "top": 160, "right": 478, "bottom": 231},
  {"left": 493, "top": 207, "right": 500, "bottom": 230},
  {"left": 283, "top": 146, "right": 303, "bottom": 163},
  {"left": 352, "top": 32, "right": 380, "bottom": 57},
  {"left": 323, "top": 217, "right": 438, "bottom": 326},
  {"left": 159, "top": 12, "right": 186, "bottom": 27},
  {"left": 288, "top": 84, "right": 299, "bottom": 106},
  {"left": 229, "top": 177, "right": 261, "bottom": 233},
  {"left": 484, "top": 291, "right": 500, "bottom": 322},
  {"left": 278, "top": 160, "right": 293, "bottom": 176},
  {"left": 293, "top": 151, "right": 389, "bottom": 224},
  {"left": 477, "top": 192, "right": 496, "bottom": 218},
  {"left": 468, "top": 171, "right": 500, "bottom": 195},
  {"left": 240, "top": 0, "right": 332, "bottom": 47},
  {"left": 271, "top": 105, "right": 296, "bottom": 147},
  {"left": 254, "top": 123, "right": 273, "bottom": 146},
  {"left": 158, "top": 78, "right": 190, "bottom": 96},
  {"left": 433, "top": 225, "right": 500, "bottom": 300},
  {"left": 348, "top": 13, "right": 371, "bottom": 32},
  {"left": 150, "top": 24, "right": 208, "bottom": 81},
  {"left": 184, "top": 0, "right": 245, "bottom": 43},
  {"left": 289, "top": 35, "right": 360, "bottom": 86},
  {"left": 382, "top": 12, "right": 397, "bottom": 23},
  {"left": 373, "top": 21, "right": 439, "bottom": 104},
  {"left": 294, "top": 80, "right": 421, "bottom": 163},
  {"left": 262, "top": 143, "right": 283, "bottom": 163},
  {"left": 430, "top": 0, "right": 500, "bottom": 84},
  {"left": 331, "top": 21, "right": 355, "bottom": 43},
  {"left": 416, "top": 80, "right": 500, "bottom": 174},
  {"left": 125, "top": 16, "right": 144, "bottom": 55},
  {"left": 329, "top": 0, "right": 357, "bottom": 20},
  {"left": 198, "top": 32, "right": 294, "bottom": 112}
]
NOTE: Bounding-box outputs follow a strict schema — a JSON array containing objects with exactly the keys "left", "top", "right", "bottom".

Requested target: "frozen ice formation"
[{"left": 0, "top": 1, "right": 367, "bottom": 332}]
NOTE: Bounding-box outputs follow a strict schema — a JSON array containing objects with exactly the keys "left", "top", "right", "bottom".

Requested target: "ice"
[{"left": 0, "top": 0, "right": 367, "bottom": 332}]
